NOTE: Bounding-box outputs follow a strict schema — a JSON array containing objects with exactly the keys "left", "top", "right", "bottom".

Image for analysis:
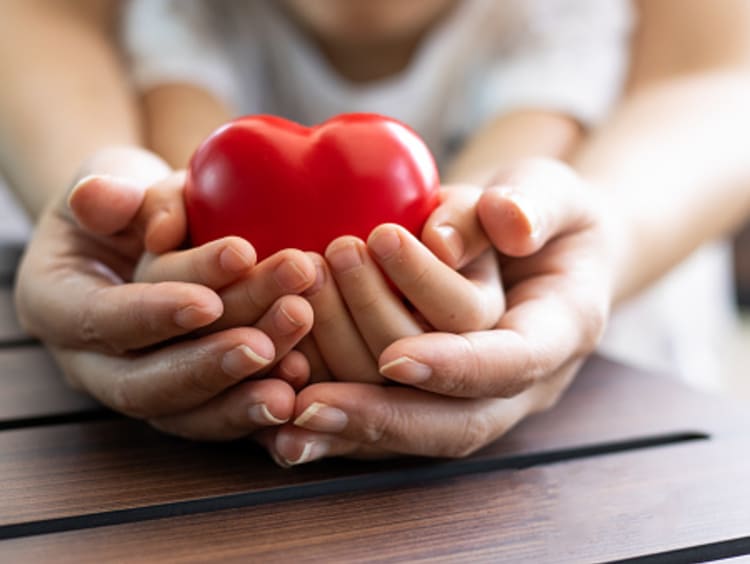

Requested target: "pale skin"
[{"left": 5, "top": 1, "right": 750, "bottom": 462}]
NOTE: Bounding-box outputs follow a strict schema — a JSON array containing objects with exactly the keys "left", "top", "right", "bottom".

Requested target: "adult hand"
[
  {"left": 264, "top": 159, "right": 617, "bottom": 464},
  {"left": 15, "top": 146, "right": 316, "bottom": 440}
]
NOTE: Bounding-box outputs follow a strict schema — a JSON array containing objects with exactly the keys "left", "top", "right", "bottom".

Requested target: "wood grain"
[
  {"left": 2, "top": 437, "right": 749, "bottom": 563},
  {"left": 0, "top": 357, "right": 745, "bottom": 528},
  {"left": 0, "top": 346, "right": 98, "bottom": 424}
]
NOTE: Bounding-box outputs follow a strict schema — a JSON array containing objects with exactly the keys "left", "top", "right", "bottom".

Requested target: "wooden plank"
[
  {"left": 2, "top": 437, "right": 749, "bottom": 562},
  {"left": 0, "top": 346, "right": 98, "bottom": 424},
  {"left": 0, "top": 357, "right": 745, "bottom": 527},
  {"left": 0, "top": 286, "right": 29, "bottom": 344}
]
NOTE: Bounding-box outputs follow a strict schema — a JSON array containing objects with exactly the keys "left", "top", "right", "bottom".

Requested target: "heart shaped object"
[{"left": 185, "top": 113, "right": 440, "bottom": 260}]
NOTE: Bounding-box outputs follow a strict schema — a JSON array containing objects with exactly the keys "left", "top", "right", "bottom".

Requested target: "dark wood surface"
[
  {"left": 1, "top": 250, "right": 749, "bottom": 562},
  {"left": 3, "top": 437, "right": 750, "bottom": 563},
  {"left": 0, "top": 347, "right": 98, "bottom": 424}
]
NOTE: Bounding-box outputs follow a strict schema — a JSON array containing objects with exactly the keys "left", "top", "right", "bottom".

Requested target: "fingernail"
[
  {"left": 67, "top": 174, "right": 99, "bottom": 207},
  {"left": 174, "top": 304, "right": 220, "bottom": 329},
  {"left": 221, "top": 344, "right": 272, "bottom": 378},
  {"left": 274, "top": 303, "right": 305, "bottom": 334},
  {"left": 284, "top": 440, "right": 330, "bottom": 466},
  {"left": 68, "top": 173, "right": 133, "bottom": 202},
  {"left": 368, "top": 228, "right": 401, "bottom": 260},
  {"left": 495, "top": 187, "right": 540, "bottom": 238},
  {"left": 380, "top": 356, "right": 432, "bottom": 383},
  {"left": 294, "top": 401, "right": 348, "bottom": 433},
  {"left": 248, "top": 403, "right": 288, "bottom": 426},
  {"left": 435, "top": 224, "right": 464, "bottom": 264},
  {"left": 220, "top": 245, "right": 253, "bottom": 273},
  {"left": 273, "top": 260, "right": 312, "bottom": 292},
  {"left": 326, "top": 241, "right": 363, "bottom": 273}
]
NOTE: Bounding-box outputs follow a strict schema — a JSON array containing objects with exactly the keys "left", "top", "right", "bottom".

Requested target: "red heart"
[{"left": 185, "top": 114, "right": 440, "bottom": 260}]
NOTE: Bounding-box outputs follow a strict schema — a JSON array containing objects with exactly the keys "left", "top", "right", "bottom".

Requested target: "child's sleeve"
[
  {"left": 479, "top": 0, "right": 635, "bottom": 127},
  {"left": 120, "top": 0, "right": 241, "bottom": 111}
]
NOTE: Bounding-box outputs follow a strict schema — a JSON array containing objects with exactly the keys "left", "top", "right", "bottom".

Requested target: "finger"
[
  {"left": 64, "top": 146, "right": 171, "bottom": 229},
  {"left": 150, "top": 378, "right": 296, "bottom": 441},
  {"left": 136, "top": 171, "right": 189, "bottom": 254},
  {"left": 268, "top": 350, "right": 311, "bottom": 391},
  {"left": 368, "top": 224, "right": 504, "bottom": 332},
  {"left": 212, "top": 249, "right": 316, "bottom": 331},
  {"left": 68, "top": 174, "right": 146, "bottom": 235},
  {"left": 378, "top": 277, "right": 607, "bottom": 398},
  {"left": 55, "top": 326, "right": 276, "bottom": 418},
  {"left": 303, "top": 253, "right": 382, "bottom": 383},
  {"left": 478, "top": 159, "right": 591, "bottom": 257},
  {"left": 40, "top": 280, "right": 223, "bottom": 352},
  {"left": 252, "top": 295, "right": 314, "bottom": 368},
  {"left": 135, "top": 236, "right": 257, "bottom": 289},
  {"left": 274, "top": 382, "right": 537, "bottom": 462},
  {"left": 295, "top": 335, "right": 333, "bottom": 384},
  {"left": 325, "top": 236, "right": 423, "bottom": 359},
  {"left": 421, "top": 185, "right": 489, "bottom": 269}
]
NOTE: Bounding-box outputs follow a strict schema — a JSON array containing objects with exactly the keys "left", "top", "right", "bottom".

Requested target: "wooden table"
[{"left": 1, "top": 242, "right": 749, "bottom": 563}]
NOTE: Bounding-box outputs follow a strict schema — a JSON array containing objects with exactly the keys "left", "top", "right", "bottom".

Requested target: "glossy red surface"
[{"left": 185, "top": 114, "right": 440, "bottom": 259}]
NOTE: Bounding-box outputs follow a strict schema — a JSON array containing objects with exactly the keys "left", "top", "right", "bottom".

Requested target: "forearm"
[
  {"left": 142, "top": 84, "right": 233, "bottom": 170},
  {"left": 445, "top": 109, "right": 583, "bottom": 185},
  {"left": 0, "top": 0, "right": 141, "bottom": 218},
  {"left": 574, "top": 70, "right": 750, "bottom": 304}
]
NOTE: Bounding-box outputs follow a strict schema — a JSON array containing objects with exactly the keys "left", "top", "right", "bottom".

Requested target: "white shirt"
[
  {"left": 120, "top": 0, "right": 736, "bottom": 389},
  {"left": 122, "top": 0, "right": 633, "bottom": 164}
]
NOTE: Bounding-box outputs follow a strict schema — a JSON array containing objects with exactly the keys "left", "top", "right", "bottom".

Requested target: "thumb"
[
  {"left": 66, "top": 146, "right": 171, "bottom": 235},
  {"left": 478, "top": 159, "right": 592, "bottom": 257}
]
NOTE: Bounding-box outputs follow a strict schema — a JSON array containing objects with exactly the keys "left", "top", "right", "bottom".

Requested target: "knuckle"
[
  {"left": 75, "top": 292, "right": 114, "bottom": 352},
  {"left": 360, "top": 400, "right": 394, "bottom": 445}
]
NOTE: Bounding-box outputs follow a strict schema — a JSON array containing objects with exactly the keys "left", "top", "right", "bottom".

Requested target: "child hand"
[
  {"left": 297, "top": 191, "right": 505, "bottom": 384},
  {"left": 267, "top": 159, "right": 615, "bottom": 464}
]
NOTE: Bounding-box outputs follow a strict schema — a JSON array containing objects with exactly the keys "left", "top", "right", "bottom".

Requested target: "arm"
[
  {"left": 0, "top": 0, "right": 140, "bottom": 216},
  {"left": 141, "top": 83, "right": 232, "bottom": 169},
  {"left": 575, "top": 0, "right": 750, "bottom": 303}
]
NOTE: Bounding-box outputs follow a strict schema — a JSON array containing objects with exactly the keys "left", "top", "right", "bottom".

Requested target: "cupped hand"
[
  {"left": 14, "top": 146, "right": 315, "bottom": 440},
  {"left": 298, "top": 183, "right": 505, "bottom": 385},
  {"left": 265, "top": 159, "right": 618, "bottom": 464}
]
